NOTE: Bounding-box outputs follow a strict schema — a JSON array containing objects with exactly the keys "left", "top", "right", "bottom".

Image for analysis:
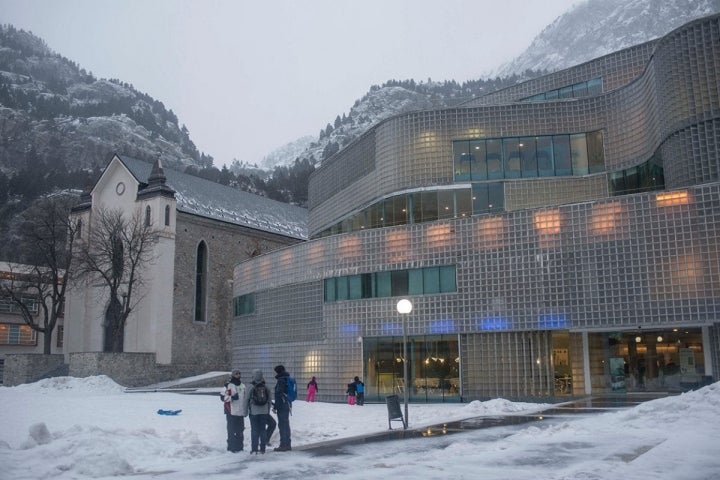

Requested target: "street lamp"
[{"left": 396, "top": 298, "right": 412, "bottom": 429}]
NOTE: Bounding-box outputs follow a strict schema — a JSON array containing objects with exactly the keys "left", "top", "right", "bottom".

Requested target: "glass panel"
[
  {"left": 324, "top": 278, "right": 336, "bottom": 302},
  {"left": 423, "top": 267, "right": 440, "bottom": 294},
  {"left": 488, "top": 182, "right": 504, "bottom": 212},
  {"left": 408, "top": 269, "right": 424, "bottom": 295},
  {"left": 587, "top": 77, "right": 603, "bottom": 95},
  {"left": 368, "top": 203, "right": 384, "bottom": 229},
  {"left": 348, "top": 275, "right": 362, "bottom": 299},
  {"left": 553, "top": 135, "right": 572, "bottom": 176},
  {"left": 336, "top": 276, "right": 349, "bottom": 300},
  {"left": 385, "top": 196, "right": 408, "bottom": 226},
  {"left": 610, "top": 171, "right": 626, "bottom": 195},
  {"left": 438, "top": 190, "right": 454, "bottom": 219},
  {"left": 420, "top": 191, "right": 438, "bottom": 223},
  {"left": 625, "top": 166, "right": 640, "bottom": 193},
  {"left": 503, "top": 138, "right": 521, "bottom": 178},
  {"left": 486, "top": 139, "right": 503, "bottom": 179},
  {"left": 536, "top": 136, "right": 554, "bottom": 176},
  {"left": 391, "top": 270, "right": 409, "bottom": 296},
  {"left": 469, "top": 139, "right": 487, "bottom": 180},
  {"left": 519, "top": 136, "right": 537, "bottom": 177},
  {"left": 587, "top": 130, "right": 604, "bottom": 173},
  {"left": 570, "top": 133, "right": 589, "bottom": 175},
  {"left": 545, "top": 89, "right": 559, "bottom": 100},
  {"left": 439, "top": 265, "right": 456, "bottom": 292},
  {"left": 572, "top": 82, "right": 588, "bottom": 97},
  {"left": 453, "top": 140, "right": 471, "bottom": 181},
  {"left": 376, "top": 271, "right": 391, "bottom": 297},
  {"left": 472, "top": 183, "right": 488, "bottom": 213},
  {"left": 455, "top": 189, "right": 472, "bottom": 218},
  {"left": 559, "top": 85, "right": 573, "bottom": 98}
]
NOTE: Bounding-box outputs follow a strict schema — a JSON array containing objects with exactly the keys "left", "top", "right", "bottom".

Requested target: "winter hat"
[
  {"left": 252, "top": 369, "right": 264, "bottom": 383},
  {"left": 231, "top": 369, "right": 241, "bottom": 376},
  {"left": 274, "top": 365, "right": 285, "bottom": 374}
]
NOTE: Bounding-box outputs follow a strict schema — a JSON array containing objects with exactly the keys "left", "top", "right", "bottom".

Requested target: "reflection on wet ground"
[{"left": 296, "top": 392, "right": 675, "bottom": 456}]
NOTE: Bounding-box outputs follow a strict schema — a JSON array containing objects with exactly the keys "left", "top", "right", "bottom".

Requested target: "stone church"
[{"left": 63, "top": 154, "right": 307, "bottom": 385}]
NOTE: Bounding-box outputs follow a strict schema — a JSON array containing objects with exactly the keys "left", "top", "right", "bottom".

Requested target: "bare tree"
[
  {"left": 0, "top": 194, "right": 79, "bottom": 354},
  {"left": 73, "top": 207, "right": 158, "bottom": 353}
]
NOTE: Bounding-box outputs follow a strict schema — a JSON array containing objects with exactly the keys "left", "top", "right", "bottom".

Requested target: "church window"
[{"left": 194, "top": 241, "right": 208, "bottom": 323}]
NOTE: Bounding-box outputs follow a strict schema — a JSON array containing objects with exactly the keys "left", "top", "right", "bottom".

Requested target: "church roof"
[{"left": 118, "top": 155, "right": 308, "bottom": 240}]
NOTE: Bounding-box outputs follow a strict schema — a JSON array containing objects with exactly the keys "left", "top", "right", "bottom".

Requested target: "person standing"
[
  {"left": 346, "top": 380, "right": 357, "bottom": 405},
  {"left": 272, "top": 364, "right": 292, "bottom": 451},
  {"left": 354, "top": 376, "right": 365, "bottom": 406},
  {"left": 247, "top": 369, "right": 273, "bottom": 454},
  {"left": 220, "top": 369, "right": 247, "bottom": 452},
  {"left": 306, "top": 376, "right": 318, "bottom": 402}
]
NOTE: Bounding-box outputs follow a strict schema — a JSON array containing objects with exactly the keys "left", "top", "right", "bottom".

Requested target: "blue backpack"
[
  {"left": 286, "top": 375, "right": 297, "bottom": 402},
  {"left": 356, "top": 381, "right": 364, "bottom": 394}
]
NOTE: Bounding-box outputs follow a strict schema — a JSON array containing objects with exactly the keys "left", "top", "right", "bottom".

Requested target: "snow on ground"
[{"left": 1, "top": 376, "right": 719, "bottom": 479}]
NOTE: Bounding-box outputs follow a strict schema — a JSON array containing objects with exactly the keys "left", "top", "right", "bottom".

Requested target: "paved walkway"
[{"left": 295, "top": 392, "right": 674, "bottom": 456}]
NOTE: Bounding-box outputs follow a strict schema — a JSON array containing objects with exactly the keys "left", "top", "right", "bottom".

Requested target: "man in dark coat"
[{"left": 272, "top": 364, "right": 292, "bottom": 451}]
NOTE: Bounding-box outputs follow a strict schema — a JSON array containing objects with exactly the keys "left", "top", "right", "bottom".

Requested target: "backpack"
[
  {"left": 250, "top": 383, "right": 269, "bottom": 406},
  {"left": 286, "top": 376, "right": 297, "bottom": 403},
  {"left": 356, "top": 381, "right": 364, "bottom": 394}
]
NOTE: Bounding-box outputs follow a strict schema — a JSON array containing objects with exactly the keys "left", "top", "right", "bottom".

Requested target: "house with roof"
[{"left": 63, "top": 154, "right": 307, "bottom": 386}]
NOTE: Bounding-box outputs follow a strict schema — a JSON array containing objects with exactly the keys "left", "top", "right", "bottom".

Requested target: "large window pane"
[
  {"left": 336, "top": 276, "right": 349, "bottom": 300},
  {"left": 587, "top": 78, "right": 602, "bottom": 95},
  {"left": 368, "top": 203, "right": 384, "bottom": 229},
  {"left": 572, "top": 82, "right": 588, "bottom": 97},
  {"left": 423, "top": 267, "right": 441, "bottom": 294},
  {"left": 453, "top": 140, "right": 471, "bottom": 181},
  {"left": 519, "top": 136, "right": 537, "bottom": 177},
  {"left": 503, "top": 138, "right": 521, "bottom": 178},
  {"left": 570, "top": 133, "right": 589, "bottom": 175},
  {"left": 376, "top": 271, "right": 391, "bottom": 297},
  {"left": 536, "top": 136, "right": 554, "bottom": 176},
  {"left": 587, "top": 130, "right": 604, "bottom": 173},
  {"left": 409, "top": 269, "right": 423, "bottom": 295},
  {"left": 438, "top": 190, "right": 454, "bottom": 219},
  {"left": 486, "top": 139, "right": 503, "bottom": 179},
  {"left": 559, "top": 85, "right": 573, "bottom": 98},
  {"left": 455, "top": 189, "right": 472, "bottom": 218},
  {"left": 488, "top": 182, "right": 504, "bottom": 212},
  {"left": 439, "top": 265, "right": 457, "bottom": 293},
  {"left": 420, "top": 191, "right": 438, "bottom": 223},
  {"left": 470, "top": 140, "right": 487, "bottom": 180},
  {"left": 610, "top": 171, "right": 626, "bottom": 195},
  {"left": 385, "top": 196, "right": 407, "bottom": 226},
  {"left": 391, "top": 270, "right": 409, "bottom": 296},
  {"left": 472, "top": 183, "right": 489, "bottom": 213},
  {"left": 325, "top": 278, "right": 336, "bottom": 302},
  {"left": 348, "top": 275, "right": 362, "bottom": 299},
  {"left": 553, "top": 135, "right": 572, "bottom": 176}
]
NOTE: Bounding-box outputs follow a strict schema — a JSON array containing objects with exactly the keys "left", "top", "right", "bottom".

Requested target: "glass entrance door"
[{"left": 363, "top": 334, "right": 460, "bottom": 402}]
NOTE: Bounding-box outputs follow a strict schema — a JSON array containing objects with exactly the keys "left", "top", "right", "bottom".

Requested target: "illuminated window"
[
  {"left": 656, "top": 190, "right": 689, "bottom": 207},
  {"left": 534, "top": 210, "right": 562, "bottom": 234}
]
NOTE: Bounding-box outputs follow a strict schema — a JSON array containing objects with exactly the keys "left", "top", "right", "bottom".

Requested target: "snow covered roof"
[{"left": 118, "top": 155, "right": 308, "bottom": 240}]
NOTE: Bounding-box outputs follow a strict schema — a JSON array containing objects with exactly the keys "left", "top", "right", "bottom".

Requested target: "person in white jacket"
[{"left": 220, "top": 369, "right": 247, "bottom": 452}]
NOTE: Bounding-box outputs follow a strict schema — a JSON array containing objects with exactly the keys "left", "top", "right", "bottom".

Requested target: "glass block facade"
[{"left": 233, "top": 15, "right": 720, "bottom": 402}]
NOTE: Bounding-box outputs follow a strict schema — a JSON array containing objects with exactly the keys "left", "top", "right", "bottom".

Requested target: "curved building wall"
[
  {"left": 234, "top": 15, "right": 720, "bottom": 401},
  {"left": 308, "top": 15, "right": 720, "bottom": 238}
]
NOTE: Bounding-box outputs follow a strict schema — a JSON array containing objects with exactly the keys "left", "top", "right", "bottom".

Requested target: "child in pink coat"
[{"left": 306, "top": 376, "right": 318, "bottom": 402}]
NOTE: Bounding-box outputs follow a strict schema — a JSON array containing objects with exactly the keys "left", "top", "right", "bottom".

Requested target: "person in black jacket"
[{"left": 272, "top": 365, "right": 292, "bottom": 451}]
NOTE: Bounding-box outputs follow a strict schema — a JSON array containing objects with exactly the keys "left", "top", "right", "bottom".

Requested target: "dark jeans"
[
  {"left": 266, "top": 413, "right": 276, "bottom": 443},
  {"left": 356, "top": 392, "right": 365, "bottom": 405},
  {"left": 225, "top": 414, "right": 244, "bottom": 452},
  {"left": 249, "top": 414, "right": 273, "bottom": 452},
  {"left": 276, "top": 407, "right": 291, "bottom": 448}
]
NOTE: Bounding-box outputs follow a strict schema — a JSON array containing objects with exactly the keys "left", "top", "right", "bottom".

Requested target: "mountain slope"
[
  {"left": 0, "top": 24, "right": 209, "bottom": 174},
  {"left": 493, "top": 0, "right": 720, "bottom": 76}
]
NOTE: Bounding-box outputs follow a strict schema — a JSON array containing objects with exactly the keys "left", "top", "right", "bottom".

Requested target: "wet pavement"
[{"left": 295, "top": 392, "right": 674, "bottom": 456}]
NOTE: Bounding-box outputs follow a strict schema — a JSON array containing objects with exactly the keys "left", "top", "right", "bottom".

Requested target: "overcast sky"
[{"left": 0, "top": 0, "right": 580, "bottom": 167}]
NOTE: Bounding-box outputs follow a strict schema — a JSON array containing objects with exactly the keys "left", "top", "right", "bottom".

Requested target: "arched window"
[
  {"left": 164, "top": 205, "right": 171, "bottom": 226},
  {"left": 145, "top": 206, "right": 151, "bottom": 226},
  {"left": 194, "top": 241, "right": 208, "bottom": 323}
]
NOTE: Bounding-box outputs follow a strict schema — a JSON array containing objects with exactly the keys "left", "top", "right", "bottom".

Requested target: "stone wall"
[
  {"left": 68, "top": 352, "right": 161, "bottom": 387},
  {"left": 3, "top": 354, "right": 66, "bottom": 386}
]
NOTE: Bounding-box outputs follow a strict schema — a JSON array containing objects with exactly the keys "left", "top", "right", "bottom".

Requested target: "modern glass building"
[{"left": 232, "top": 15, "right": 720, "bottom": 402}]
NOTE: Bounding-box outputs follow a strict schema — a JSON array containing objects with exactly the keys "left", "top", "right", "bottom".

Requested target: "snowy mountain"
[{"left": 493, "top": 0, "right": 720, "bottom": 77}]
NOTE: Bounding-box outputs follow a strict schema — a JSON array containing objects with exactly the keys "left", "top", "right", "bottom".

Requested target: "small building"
[{"left": 64, "top": 154, "right": 307, "bottom": 385}]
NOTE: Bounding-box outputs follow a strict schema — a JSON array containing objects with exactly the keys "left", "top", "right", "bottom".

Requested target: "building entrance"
[
  {"left": 363, "top": 334, "right": 461, "bottom": 403},
  {"left": 602, "top": 328, "right": 706, "bottom": 392}
]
